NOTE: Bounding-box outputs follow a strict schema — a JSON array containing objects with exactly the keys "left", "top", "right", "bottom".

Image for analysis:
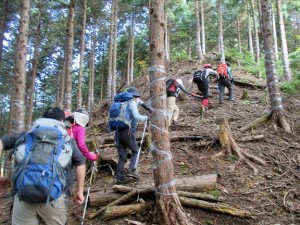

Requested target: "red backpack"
[{"left": 217, "top": 63, "right": 228, "bottom": 78}]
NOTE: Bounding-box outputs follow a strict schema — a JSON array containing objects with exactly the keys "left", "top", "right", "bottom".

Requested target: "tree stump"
[{"left": 213, "top": 118, "right": 266, "bottom": 175}]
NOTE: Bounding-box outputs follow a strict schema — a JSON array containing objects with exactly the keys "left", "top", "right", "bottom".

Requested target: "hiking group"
[{"left": 0, "top": 62, "right": 235, "bottom": 224}]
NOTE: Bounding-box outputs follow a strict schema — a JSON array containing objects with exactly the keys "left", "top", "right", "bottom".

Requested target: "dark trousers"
[
  {"left": 218, "top": 78, "right": 234, "bottom": 102},
  {"left": 115, "top": 128, "right": 139, "bottom": 181},
  {"left": 196, "top": 78, "right": 209, "bottom": 99}
]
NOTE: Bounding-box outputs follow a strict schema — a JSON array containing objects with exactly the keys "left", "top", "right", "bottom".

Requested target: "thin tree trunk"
[
  {"left": 195, "top": 0, "right": 203, "bottom": 59},
  {"left": 200, "top": 0, "right": 206, "bottom": 55},
  {"left": 130, "top": 14, "right": 135, "bottom": 83},
  {"left": 127, "top": 38, "right": 131, "bottom": 84},
  {"left": 0, "top": 0, "right": 9, "bottom": 67},
  {"left": 64, "top": 0, "right": 75, "bottom": 111},
  {"left": 11, "top": 0, "right": 30, "bottom": 134},
  {"left": 149, "top": 1, "right": 191, "bottom": 224},
  {"left": 250, "top": 0, "right": 261, "bottom": 71},
  {"left": 164, "top": 3, "right": 170, "bottom": 62},
  {"left": 271, "top": 3, "right": 278, "bottom": 61},
  {"left": 218, "top": 0, "right": 225, "bottom": 63},
  {"left": 106, "top": 0, "right": 115, "bottom": 102},
  {"left": 88, "top": 26, "right": 96, "bottom": 112},
  {"left": 248, "top": 9, "right": 254, "bottom": 55},
  {"left": 237, "top": 15, "right": 242, "bottom": 53},
  {"left": 26, "top": 1, "right": 43, "bottom": 129},
  {"left": 276, "top": 0, "right": 292, "bottom": 81},
  {"left": 111, "top": 0, "right": 118, "bottom": 98},
  {"left": 77, "top": 0, "right": 87, "bottom": 109},
  {"left": 261, "top": 0, "right": 291, "bottom": 133}
]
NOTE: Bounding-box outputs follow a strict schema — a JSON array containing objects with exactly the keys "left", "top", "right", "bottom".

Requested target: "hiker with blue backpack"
[
  {"left": 166, "top": 78, "right": 196, "bottom": 126},
  {"left": 0, "top": 107, "right": 86, "bottom": 225},
  {"left": 108, "top": 89, "right": 148, "bottom": 185}
]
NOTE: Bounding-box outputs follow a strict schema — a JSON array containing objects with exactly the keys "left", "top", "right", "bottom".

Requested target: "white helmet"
[
  {"left": 176, "top": 79, "right": 183, "bottom": 86},
  {"left": 73, "top": 109, "right": 89, "bottom": 127}
]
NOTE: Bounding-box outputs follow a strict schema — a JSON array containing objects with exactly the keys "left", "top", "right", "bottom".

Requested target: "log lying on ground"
[
  {"left": 101, "top": 203, "right": 151, "bottom": 220},
  {"left": 213, "top": 118, "right": 266, "bottom": 175},
  {"left": 89, "top": 189, "right": 139, "bottom": 219},
  {"left": 89, "top": 190, "right": 123, "bottom": 207},
  {"left": 178, "top": 191, "right": 224, "bottom": 202},
  {"left": 179, "top": 196, "right": 253, "bottom": 219},
  {"left": 239, "top": 114, "right": 269, "bottom": 132},
  {"left": 237, "top": 134, "right": 264, "bottom": 142}
]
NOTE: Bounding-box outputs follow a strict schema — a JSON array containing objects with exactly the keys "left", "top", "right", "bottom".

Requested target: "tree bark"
[
  {"left": 63, "top": 0, "right": 75, "bottom": 111},
  {"left": 200, "top": 0, "right": 206, "bottom": 55},
  {"left": 11, "top": 0, "right": 30, "bottom": 134},
  {"left": 261, "top": 0, "right": 291, "bottom": 133},
  {"left": 0, "top": 0, "right": 9, "bottom": 67},
  {"left": 149, "top": 2, "right": 191, "bottom": 224},
  {"left": 271, "top": 3, "right": 278, "bottom": 61},
  {"left": 247, "top": 5, "right": 254, "bottom": 56},
  {"left": 26, "top": 1, "right": 43, "bottom": 129},
  {"left": 276, "top": 0, "right": 292, "bottom": 81},
  {"left": 195, "top": 0, "right": 203, "bottom": 59},
  {"left": 76, "top": 0, "right": 87, "bottom": 109},
  {"left": 217, "top": 0, "right": 225, "bottom": 63}
]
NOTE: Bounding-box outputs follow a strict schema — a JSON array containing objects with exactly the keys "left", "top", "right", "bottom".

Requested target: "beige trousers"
[
  {"left": 167, "top": 96, "right": 179, "bottom": 125},
  {"left": 12, "top": 194, "right": 67, "bottom": 225}
]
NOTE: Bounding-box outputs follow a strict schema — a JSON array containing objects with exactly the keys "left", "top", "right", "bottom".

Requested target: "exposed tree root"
[{"left": 213, "top": 118, "right": 266, "bottom": 175}]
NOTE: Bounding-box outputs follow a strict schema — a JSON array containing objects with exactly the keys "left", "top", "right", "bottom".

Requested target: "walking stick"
[
  {"left": 80, "top": 163, "right": 96, "bottom": 225},
  {"left": 134, "top": 120, "right": 148, "bottom": 169}
]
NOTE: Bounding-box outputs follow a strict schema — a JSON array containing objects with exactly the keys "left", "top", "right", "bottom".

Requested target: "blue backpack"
[
  {"left": 108, "top": 92, "right": 134, "bottom": 130},
  {"left": 11, "top": 118, "right": 72, "bottom": 204}
]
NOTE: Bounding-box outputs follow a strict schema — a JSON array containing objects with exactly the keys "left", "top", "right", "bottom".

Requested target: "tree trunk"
[
  {"left": 195, "top": 0, "right": 203, "bottom": 59},
  {"left": 11, "top": 0, "right": 30, "bottom": 134},
  {"left": 276, "top": 0, "right": 292, "bottom": 81},
  {"left": 200, "top": 0, "right": 206, "bottom": 55},
  {"left": 217, "top": 0, "right": 225, "bottom": 63},
  {"left": 0, "top": 0, "right": 9, "bottom": 67},
  {"left": 111, "top": 0, "right": 118, "bottom": 98},
  {"left": 164, "top": 3, "right": 170, "bottom": 62},
  {"left": 63, "top": 0, "right": 75, "bottom": 111},
  {"left": 88, "top": 24, "right": 96, "bottom": 112},
  {"left": 26, "top": 1, "right": 43, "bottom": 129},
  {"left": 250, "top": 0, "right": 261, "bottom": 76},
  {"left": 261, "top": 0, "right": 291, "bottom": 133},
  {"left": 130, "top": 14, "right": 135, "bottom": 83},
  {"left": 76, "top": 0, "right": 87, "bottom": 109},
  {"left": 149, "top": 1, "right": 191, "bottom": 224},
  {"left": 271, "top": 3, "right": 278, "bottom": 61},
  {"left": 106, "top": 0, "right": 115, "bottom": 102},
  {"left": 248, "top": 8, "right": 254, "bottom": 55},
  {"left": 237, "top": 14, "right": 242, "bottom": 53}
]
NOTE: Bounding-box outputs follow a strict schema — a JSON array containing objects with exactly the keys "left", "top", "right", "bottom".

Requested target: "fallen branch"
[
  {"left": 102, "top": 203, "right": 151, "bottom": 220},
  {"left": 239, "top": 114, "right": 270, "bottom": 132},
  {"left": 237, "top": 134, "right": 264, "bottom": 142},
  {"left": 178, "top": 191, "right": 225, "bottom": 202},
  {"left": 179, "top": 196, "right": 254, "bottom": 219},
  {"left": 88, "top": 189, "right": 138, "bottom": 219}
]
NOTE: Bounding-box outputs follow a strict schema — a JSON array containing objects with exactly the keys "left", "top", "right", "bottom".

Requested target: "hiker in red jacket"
[{"left": 192, "top": 64, "right": 218, "bottom": 108}]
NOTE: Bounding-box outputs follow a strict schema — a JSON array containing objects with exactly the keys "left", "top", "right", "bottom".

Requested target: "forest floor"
[{"left": 1, "top": 58, "right": 300, "bottom": 225}]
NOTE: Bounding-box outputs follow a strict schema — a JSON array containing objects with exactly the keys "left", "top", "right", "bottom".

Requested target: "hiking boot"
[
  {"left": 229, "top": 98, "right": 235, "bottom": 101},
  {"left": 116, "top": 178, "right": 131, "bottom": 185},
  {"left": 125, "top": 169, "right": 139, "bottom": 180}
]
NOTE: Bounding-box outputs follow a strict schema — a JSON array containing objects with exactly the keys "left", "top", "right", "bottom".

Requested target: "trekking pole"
[
  {"left": 80, "top": 163, "right": 96, "bottom": 225},
  {"left": 134, "top": 120, "right": 148, "bottom": 169}
]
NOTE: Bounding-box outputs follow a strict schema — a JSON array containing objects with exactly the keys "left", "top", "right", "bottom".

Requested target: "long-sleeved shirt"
[
  {"left": 72, "top": 124, "right": 97, "bottom": 161},
  {"left": 129, "top": 100, "right": 148, "bottom": 129},
  {"left": 227, "top": 66, "right": 233, "bottom": 79}
]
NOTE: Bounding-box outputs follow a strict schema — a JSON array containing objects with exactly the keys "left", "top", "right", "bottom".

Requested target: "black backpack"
[
  {"left": 166, "top": 79, "right": 176, "bottom": 92},
  {"left": 193, "top": 69, "right": 204, "bottom": 84}
]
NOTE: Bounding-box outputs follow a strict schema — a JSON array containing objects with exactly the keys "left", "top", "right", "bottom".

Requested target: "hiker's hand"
[
  {"left": 74, "top": 190, "right": 84, "bottom": 205},
  {"left": 191, "top": 92, "right": 196, "bottom": 97},
  {"left": 90, "top": 153, "right": 99, "bottom": 161}
]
